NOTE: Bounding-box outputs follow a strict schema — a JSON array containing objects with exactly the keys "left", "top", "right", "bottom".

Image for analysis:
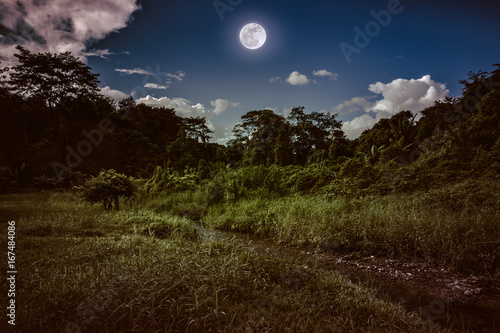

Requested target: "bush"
[
  {"left": 144, "top": 166, "right": 198, "bottom": 195},
  {"left": 75, "top": 169, "right": 135, "bottom": 210}
]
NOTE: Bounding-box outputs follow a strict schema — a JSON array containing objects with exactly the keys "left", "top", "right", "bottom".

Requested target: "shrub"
[
  {"left": 76, "top": 169, "right": 135, "bottom": 210},
  {"left": 144, "top": 166, "right": 198, "bottom": 195}
]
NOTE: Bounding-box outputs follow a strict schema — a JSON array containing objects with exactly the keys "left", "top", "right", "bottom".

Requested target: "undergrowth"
[
  {"left": 1, "top": 192, "right": 442, "bottom": 333},
  {"left": 203, "top": 177, "right": 500, "bottom": 276}
]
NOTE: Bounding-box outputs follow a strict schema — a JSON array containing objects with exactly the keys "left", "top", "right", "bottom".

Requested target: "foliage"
[
  {"left": 142, "top": 217, "right": 200, "bottom": 241},
  {"left": 76, "top": 169, "right": 135, "bottom": 210},
  {"left": 2, "top": 192, "right": 439, "bottom": 333},
  {"left": 288, "top": 106, "right": 344, "bottom": 164},
  {"left": 144, "top": 166, "right": 199, "bottom": 195},
  {"left": 230, "top": 107, "right": 344, "bottom": 166},
  {"left": 467, "top": 90, "right": 500, "bottom": 148},
  {"left": 2, "top": 51, "right": 499, "bottom": 193},
  {"left": 8, "top": 45, "right": 100, "bottom": 113},
  {"left": 0, "top": 48, "right": 225, "bottom": 180},
  {"left": 182, "top": 116, "right": 213, "bottom": 143},
  {"left": 205, "top": 177, "right": 500, "bottom": 275}
]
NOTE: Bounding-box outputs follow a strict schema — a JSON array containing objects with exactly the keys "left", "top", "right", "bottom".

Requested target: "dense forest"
[{"left": 1, "top": 46, "right": 499, "bottom": 196}]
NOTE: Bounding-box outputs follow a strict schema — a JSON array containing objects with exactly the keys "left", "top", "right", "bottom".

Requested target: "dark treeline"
[
  {"left": 0, "top": 46, "right": 499, "bottom": 193},
  {"left": 0, "top": 46, "right": 223, "bottom": 187}
]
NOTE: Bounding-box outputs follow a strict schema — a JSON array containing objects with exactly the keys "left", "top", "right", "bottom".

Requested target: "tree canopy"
[
  {"left": 8, "top": 46, "right": 100, "bottom": 114},
  {"left": 0, "top": 46, "right": 499, "bottom": 193}
]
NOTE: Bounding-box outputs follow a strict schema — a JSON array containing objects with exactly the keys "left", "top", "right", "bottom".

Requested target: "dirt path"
[{"left": 202, "top": 229, "right": 500, "bottom": 333}]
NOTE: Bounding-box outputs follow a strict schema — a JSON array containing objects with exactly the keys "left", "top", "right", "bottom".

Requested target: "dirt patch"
[
  {"left": 314, "top": 251, "right": 500, "bottom": 333},
  {"left": 220, "top": 231, "right": 500, "bottom": 333}
]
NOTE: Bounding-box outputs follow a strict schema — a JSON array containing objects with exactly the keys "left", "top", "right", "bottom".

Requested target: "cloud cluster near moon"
[
  {"left": 239, "top": 23, "right": 266, "bottom": 50},
  {"left": 339, "top": 75, "right": 449, "bottom": 138},
  {"left": 269, "top": 70, "right": 339, "bottom": 86}
]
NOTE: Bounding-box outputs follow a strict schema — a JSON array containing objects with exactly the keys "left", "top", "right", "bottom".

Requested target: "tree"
[
  {"left": 329, "top": 137, "right": 353, "bottom": 162},
  {"left": 467, "top": 90, "right": 500, "bottom": 148},
  {"left": 416, "top": 98, "right": 457, "bottom": 142},
  {"left": 8, "top": 46, "right": 100, "bottom": 115},
  {"left": 182, "top": 117, "right": 213, "bottom": 143},
  {"left": 232, "top": 109, "right": 288, "bottom": 165},
  {"left": 76, "top": 169, "right": 135, "bottom": 210},
  {"left": 287, "top": 107, "right": 343, "bottom": 164}
]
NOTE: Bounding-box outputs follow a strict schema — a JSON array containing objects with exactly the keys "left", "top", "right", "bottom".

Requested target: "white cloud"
[
  {"left": 82, "top": 49, "right": 112, "bottom": 59},
  {"left": 368, "top": 75, "right": 449, "bottom": 115},
  {"left": 269, "top": 76, "right": 280, "bottom": 83},
  {"left": 166, "top": 71, "right": 185, "bottom": 81},
  {"left": 144, "top": 83, "right": 168, "bottom": 90},
  {"left": 116, "top": 68, "right": 185, "bottom": 89},
  {"left": 82, "top": 49, "right": 128, "bottom": 59},
  {"left": 104, "top": 90, "right": 237, "bottom": 120},
  {"left": 336, "top": 75, "right": 449, "bottom": 139},
  {"left": 115, "top": 68, "right": 185, "bottom": 81},
  {"left": 99, "top": 86, "right": 129, "bottom": 101},
  {"left": 115, "top": 68, "right": 152, "bottom": 75},
  {"left": 96, "top": 88, "right": 235, "bottom": 142},
  {"left": 0, "top": 0, "right": 141, "bottom": 67},
  {"left": 137, "top": 95, "right": 231, "bottom": 143},
  {"left": 211, "top": 125, "right": 233, "bottom": 144},
  {"left": 334, "top": 96, "right": 375, "bottom": 113},
  {"left": 285, "top": 71, "right": 310, "bottom": 86},
  {"left": 342, "top": 114, "right": 379, "bottom": 139},
  {"left": 313, "top": 69, "right": 339, "bottom": 80},
  {"left": 283, "top": 107, "right": 293, "bottom": 116},
  {"left": 136, "top": 95, "right": 211, "bottom": 118},
  {"left": 210, "top": 98, "right": 239, "bottom": 115}
]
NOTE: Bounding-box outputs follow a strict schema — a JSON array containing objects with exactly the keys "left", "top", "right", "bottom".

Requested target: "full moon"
[{"left": 239, "top": 23, "right": 266, "bottom": 50}]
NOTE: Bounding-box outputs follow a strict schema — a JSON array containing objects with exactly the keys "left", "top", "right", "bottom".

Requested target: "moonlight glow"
[{"left": 239, "top": 23, "right": 266, "bottom": 50}]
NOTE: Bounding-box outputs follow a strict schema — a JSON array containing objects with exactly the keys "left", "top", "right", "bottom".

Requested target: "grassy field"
[
  {"left": 203, "top": 178, "right": 500, "bottom": 276},
  {"left": 0, "top": 192, "right": 442, "bottom": 332}
]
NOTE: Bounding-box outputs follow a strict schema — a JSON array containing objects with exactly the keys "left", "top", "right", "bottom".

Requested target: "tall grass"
[
  {"left": 138, "top": 165, "right": 500, "bottom": 275},
  {"left": 2, "top": 192, "right": 441, "bottom": 332},
  {"left": 204, "top": 178, "right": 500, "bottom": 275}
]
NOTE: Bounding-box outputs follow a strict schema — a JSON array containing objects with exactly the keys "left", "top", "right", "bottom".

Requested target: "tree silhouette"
[
  {"left": 288, "top": 107, "right": 343, "bottom": 164},
  {"left": 8, "top": 46, "right": 100, "bottom": 116},
  {"left": 182, "top": 117, "right": 213, "bottom": 143}
]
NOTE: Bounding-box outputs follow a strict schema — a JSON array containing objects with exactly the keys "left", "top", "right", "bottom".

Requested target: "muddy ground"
[{"left": 217, "top": 231, "right": 500, "bottom": 333}]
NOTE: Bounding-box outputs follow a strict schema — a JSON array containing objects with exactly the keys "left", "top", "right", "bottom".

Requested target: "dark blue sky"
[{"left": 2, "top": 0, "right": 499, "bottom": 141}]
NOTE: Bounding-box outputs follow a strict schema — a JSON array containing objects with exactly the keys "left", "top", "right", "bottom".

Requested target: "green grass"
[
  {"left": 203, "top": 178, "right": 500, "bottom": 275},
  {"left": 0, "top": 192, "right": 442, "bottom": 332}
]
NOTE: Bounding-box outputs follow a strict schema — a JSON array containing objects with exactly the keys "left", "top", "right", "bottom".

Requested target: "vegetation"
[
  {"left": 203, "top": 178, "right": 500, "bottom": 273},
  {"left": 1, "top": 48, "right": 499, "bottom": 330},
  {"left": 0, "top": 192, "right": 440, "bottom": 332},
  {"left": 75, "top": 169, "right": 135, "bottom": 210}
]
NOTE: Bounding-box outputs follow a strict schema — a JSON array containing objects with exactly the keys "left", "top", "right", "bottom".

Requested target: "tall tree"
[
  {"left": 182, "top": 117, "right": 213, "bottom": 143},
  {"left": 8, "top": 46, "right": 100, "bottom": 116},
  {"left": 232, "top": 109, "right": 288, "bottom": 165},
  {"left": 287, "top": 106, "right": 343, "bottom": 164}
]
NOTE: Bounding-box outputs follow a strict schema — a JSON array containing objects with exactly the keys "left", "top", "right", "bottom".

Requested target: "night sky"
[{"left": 1, "top": 0, "right": 499, "bottom": 142}]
